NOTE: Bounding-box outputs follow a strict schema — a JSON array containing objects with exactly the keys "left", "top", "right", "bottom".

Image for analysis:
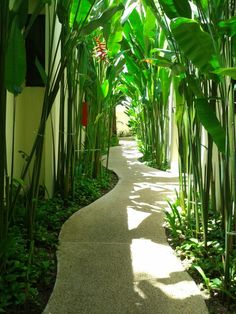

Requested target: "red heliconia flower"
[
  {"left": 93, "top": 36, "right": 108, "bottom": 62},
  {"left": 81, "top": 101, "right": 88, "bottom": 127}
]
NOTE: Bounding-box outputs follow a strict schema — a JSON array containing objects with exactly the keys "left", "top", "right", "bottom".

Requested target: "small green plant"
[{"left": 165, "top": 198, "right": 236, "bottom": 310}]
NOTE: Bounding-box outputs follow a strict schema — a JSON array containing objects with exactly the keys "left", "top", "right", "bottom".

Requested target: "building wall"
[
  {"left": 116, "top": 105, "right": 131, "bottom": 137},
  {"left": 6, "top": 1, "right": 61, "bottom": 197}
]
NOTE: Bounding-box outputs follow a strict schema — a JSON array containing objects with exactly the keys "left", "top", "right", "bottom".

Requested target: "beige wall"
[
  {"left": 6, "top": 88, "right": 45, "bottom": 185},
  {"left": 6, "top": 1, "right": 61, "bottom": 197},
  {"left": 116, "top": 105, "right": 131, "bottom": 136}
]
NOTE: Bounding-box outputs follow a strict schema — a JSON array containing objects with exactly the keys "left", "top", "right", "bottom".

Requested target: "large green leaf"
[
  {"left": 101, "top": 79, "right": 109, "bottom": 98},
  {"left": 127, "top": 9, "right": 144, "bottom": 50},
  {"left": 104, "top": 10, "right": 123, "bottom": 57},
  {"left": 195, "top": 98, "right": 225, "bottom": 153},
  {"left": 173, "top": 76, "right": 185, "bottom": 125},
  {"left": 159, "top": 0, "right": 191, "bottom": 19},
  {"left": 159, "top": 67, "right": 171, "bottom": 105},
  {"left": 81, "top": 4, "right": 124, "bottom": 36},
  {"left": 170, "top": 18, "right": 219, "bottom": 73},
  {"left": 143, "top": 7, "right": 156, "bottom": 37},
  {"left": 5, "top": 18, "right": 26, "bottom": 94},
  {"left": 124, "top": 54, "right": 145, "bottom": 90},
  {"left": 212, "top": 67, "right": 236, "bottom": 79},
  {"left": 70, "top": 0, "right": 93, "bottom": 28}
]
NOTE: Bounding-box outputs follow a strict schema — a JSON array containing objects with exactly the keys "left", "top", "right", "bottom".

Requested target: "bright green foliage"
[
  {"left": 165, "top": 197, "right": 236, "bottom": 304},
  {"left": 70, "top": 0, "right": 94, "bottom": 27},
  {"left": 121, "top": 4, "right": 172, "bottom": 170},
  {"left": 159, "top": 0, "right": 192, "bottom": 19},
  {"left": 170, "top": 18, "right": 219, "bottom": 72}
]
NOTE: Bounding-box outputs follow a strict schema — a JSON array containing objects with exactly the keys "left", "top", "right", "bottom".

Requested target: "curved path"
[{"left": 44, "top": 138, "right": 208, "bottom": 314}]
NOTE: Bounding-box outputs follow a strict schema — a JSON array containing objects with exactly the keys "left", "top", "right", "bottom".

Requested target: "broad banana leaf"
[
  {"left": 5, "top": 17, "right": 26, "bottom": 94},
  {"left": 170, "top": 18, "right": 220, "bottom": 73},
  {"left": 195, "top": 98, "right": 225, "bottom": 153}
]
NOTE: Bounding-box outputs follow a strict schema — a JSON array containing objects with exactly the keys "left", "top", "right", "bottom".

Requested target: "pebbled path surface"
[{"left": 44, "top": 138, "right": 208, "bottom": 314}]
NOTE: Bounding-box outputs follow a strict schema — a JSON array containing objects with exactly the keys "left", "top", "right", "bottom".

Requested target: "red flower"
[
  {"left": 94, "top": 36, "right": 108, "bottom": 62},
  {"left": 81, "top": 101, "right": 88, "bottom": 126}
]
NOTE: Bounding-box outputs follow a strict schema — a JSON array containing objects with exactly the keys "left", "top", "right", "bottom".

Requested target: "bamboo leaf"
[
  {"left": 5, "top": 17, "right": 26, "bottom": 95},
  {"left": 170, "top": 18, "right": 219, "bottom": 72},
  {"left": 195, "top": 98, "right": 225, "bottom": 153}
]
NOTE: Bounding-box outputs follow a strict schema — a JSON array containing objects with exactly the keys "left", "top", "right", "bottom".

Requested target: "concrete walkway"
[{"left": 44, "top": 138, "right": 208, "bottom": 314}]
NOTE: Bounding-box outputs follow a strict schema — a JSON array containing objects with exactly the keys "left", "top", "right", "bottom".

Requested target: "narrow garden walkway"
[{"left": 44, "top": 138, "right": 208, "bottom": 314}]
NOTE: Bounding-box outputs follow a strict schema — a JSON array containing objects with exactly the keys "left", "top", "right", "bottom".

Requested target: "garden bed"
[{"left": 0, "top": 169, "right": 118, "bottom": 314}]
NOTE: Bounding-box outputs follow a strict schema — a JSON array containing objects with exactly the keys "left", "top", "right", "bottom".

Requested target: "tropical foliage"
[
  {"left": 129, "top": 0, "right": 236, "bottom": 303},
  {"left": 0, "top": 0, "right": 236, "bottom": 311}
]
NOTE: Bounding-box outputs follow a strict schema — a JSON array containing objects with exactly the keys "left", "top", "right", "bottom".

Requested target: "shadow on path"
[{"left": 44, "top": 138, "right": 208, "bottom": 314}]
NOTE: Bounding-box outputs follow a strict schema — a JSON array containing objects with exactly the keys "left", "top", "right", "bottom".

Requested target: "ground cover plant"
[
  {"left": 0, "top": 168, "right": 118, "bottom": 313},
  {"left": 165, "top": 198, "right": 236, "bottom": 313}
]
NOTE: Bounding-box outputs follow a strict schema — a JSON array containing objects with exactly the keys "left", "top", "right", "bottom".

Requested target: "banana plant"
[
  {"left": 145, "top": 0, "right": 236, "bottom": 294},
  {"left": 56, "top": 0, "right": 124, "bottom": 195},
  {"left": 121, "top": 3, "right": 172, "bottom": 169}
]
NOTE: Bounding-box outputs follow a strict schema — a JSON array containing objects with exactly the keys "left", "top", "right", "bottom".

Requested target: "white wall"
[{"left": 116, "top": 104, "right": 131, "bottom": 136}]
